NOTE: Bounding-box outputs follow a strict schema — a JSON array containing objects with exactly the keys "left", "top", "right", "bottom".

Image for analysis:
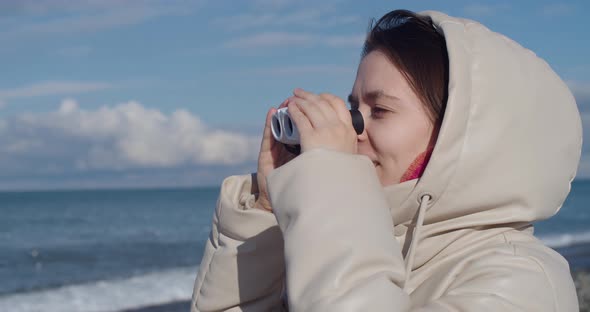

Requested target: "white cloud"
[
  {"left": 325, "top": 34, "right": 365, "bottom": 47},
  {"left": 212, "top": 9, "right": 359, "bottom": 31},
  {"left": 577, "top": 156, "right": 590, "bottom": 179},
  {"left": 0, "top": 0, "right": 196, "bottom": 16},
  {"left": 251, "top": 64, "right": 355, "bottom": 76},
  {"left": 56, "top": 45, "right": 92, "bottom": 57},
  {"left": 568, "top": 80, "right": 590, "bottom": 97},
  {"left": 224, "top": 32, "right": 364, "bottom": 49},
  {"left": 0, "top": 97, "right": 586, "bottom": 188},
  {"left": 564, "top": 64, "right": 590, "bottom": 77},
  {"left": 4, "top": 9, "right": 158, "bottom": 38},
  {"left": 5, "top": 139, "right": 42, "bottom": 153},
  {"left": 0, "top": 81, "right": 111, "bottom": 103},
  {"left": 567, "top": 81, "right": 590, "bottom": 112},
  {"left": 248, "top": 0, "right": 347, "bottom": 12},
  {"left": 582, "top": 112, "right": 590, "bottom": 143},
  {"left": 578, "top": 112, "right": 590, "bottom": 179},
  {"left": 0, "top": 0, "right": 131, "bottom": 15},
  {"left": 0, "top": 1, "right": 197, "bottom": 40},
  {"left": 251, "top": 0, "right": 294, "bottom": 11},
  {"left": 1, "top": 99, "right": 259, "bottom": 173},
  {"left": 224, "top": 32, "right": 314, "bottom": 48},
  {"left": 538, "top": 3, "right": 575, "bottom": 17},
  {"left": 463, "top": 4, "right": 511, "bottom": 17}
]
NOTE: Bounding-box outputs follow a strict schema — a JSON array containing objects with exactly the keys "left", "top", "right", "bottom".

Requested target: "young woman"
[{"left": 192, "top": 10, "right": 581, "bottom": 311}]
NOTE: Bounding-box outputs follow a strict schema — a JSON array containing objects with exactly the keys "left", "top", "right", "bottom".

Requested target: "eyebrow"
[{"left": 348, "top": 90, "right": 401, "bottom": 107}]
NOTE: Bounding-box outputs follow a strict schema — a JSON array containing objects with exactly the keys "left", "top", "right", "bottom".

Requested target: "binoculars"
[{"left": 271, "top": 107, "right": 365, "bottom": 145}]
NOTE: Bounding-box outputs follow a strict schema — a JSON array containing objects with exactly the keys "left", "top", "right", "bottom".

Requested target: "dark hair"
[{"left": 362, "top": 9, "right": 449, "bottom": 127}]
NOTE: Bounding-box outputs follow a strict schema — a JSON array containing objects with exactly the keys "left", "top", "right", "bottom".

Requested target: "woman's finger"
[
  {"left": 287, "top": 101, "right": 312, "bottom": 134},
  {"left": 319, "top": 93, "right": 352, "bottom": 124},
  {"left": 278, "top": 98, "right": 289, "bottom": 109},
  {"left": 291, "top": 97, "right": 334, "bottom": 129},
  {"left": 293, "top": 89, "right": 335, "bottom": 123},
  {"left": 318, "top": 93, "right": 346, "bottom": 109},
  {"left": 293, "top": 88, "right": 321, "bottom": 101}
]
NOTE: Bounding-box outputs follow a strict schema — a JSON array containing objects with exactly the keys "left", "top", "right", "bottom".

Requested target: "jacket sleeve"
[
  {"left": 267, "top": 148, "right": 411, "bottom": 311},
  {"left": 266, "top": 148, "right": 578, "bottom": 312},
  {"left": 191, "top": 174, "right": 287, "bottom": 312}
]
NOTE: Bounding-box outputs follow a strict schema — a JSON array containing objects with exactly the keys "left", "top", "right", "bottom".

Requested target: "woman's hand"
[
  {"left": 286, "top": 88, "right": 357, "bottom": 154},
  {"left": 253, "top": 100, "right": 298, "bottom": 212}
]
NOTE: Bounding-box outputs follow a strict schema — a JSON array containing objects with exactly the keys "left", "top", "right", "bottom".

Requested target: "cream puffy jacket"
[{"left": 191, "top": 11, "right": 582, "bottom": 312}]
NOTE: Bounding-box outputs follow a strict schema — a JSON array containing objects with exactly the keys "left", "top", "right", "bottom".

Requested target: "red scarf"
[{"left": 399, "top": 146, "right": 434, "bottom": 183}]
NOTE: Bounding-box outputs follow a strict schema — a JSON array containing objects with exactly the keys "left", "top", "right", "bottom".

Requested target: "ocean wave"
[
  {"left": 0, "top": 266, "right": 197, "bottom": 312},
  {"left": 538, "top": 230, "right": 590, "bottom": 248}
]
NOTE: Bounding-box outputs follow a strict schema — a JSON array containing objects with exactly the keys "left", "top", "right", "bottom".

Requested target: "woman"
[{"left": 192, "top": 9, "right": 581, "bottom": 311}]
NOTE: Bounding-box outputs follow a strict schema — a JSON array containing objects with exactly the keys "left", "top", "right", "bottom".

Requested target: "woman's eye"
[{"left": 371, "top": 107, "right": 388, "bottom": 118}]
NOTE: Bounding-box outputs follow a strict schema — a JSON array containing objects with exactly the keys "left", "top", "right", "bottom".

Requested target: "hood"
[{"left": 381, "top": 11, "right": 583, "bottom": 274}]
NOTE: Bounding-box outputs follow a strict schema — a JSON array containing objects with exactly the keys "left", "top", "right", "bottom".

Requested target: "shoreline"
[
  {"left": 121, "top": 300, "right": 190, "bottom": 312},
  {"left": 574, "top": 270, "right": 590, "bottom": 312},
  {"left": 124, "top": 270, "right": 590, "bottom": 312},
  {"left": 555, "top": 242, "right": 590, "bottom": 271}
]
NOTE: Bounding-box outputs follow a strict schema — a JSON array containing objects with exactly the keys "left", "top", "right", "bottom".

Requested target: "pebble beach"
[
  {"left": 576, "top": 270, "right": 590, "bottom": 312},
  {"left": 128, "top": 270, "right": 590, "bottom": 312}
]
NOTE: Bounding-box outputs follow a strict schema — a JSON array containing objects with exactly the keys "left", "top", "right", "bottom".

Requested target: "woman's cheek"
[{"left": 374, "top": 124, "right": 400, "bottom": 156}]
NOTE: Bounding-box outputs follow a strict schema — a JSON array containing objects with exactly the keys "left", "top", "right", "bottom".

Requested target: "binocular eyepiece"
[{"left": 271, "top": 107, "right": 364, "bottom": 145}]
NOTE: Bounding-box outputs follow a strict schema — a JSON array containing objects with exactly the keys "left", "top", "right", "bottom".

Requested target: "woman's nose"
[
  {"left": 356, "top": 120, "right": 368, "bottom": 142},
  {"left": 356, "top": 109, "right": 368, "bottom": 142},
  {"left": 356, "top": 125, "right": 369, "bottom": 155},
  {"left": 357, "top": 128, "right": 368, "bottom": 142}
]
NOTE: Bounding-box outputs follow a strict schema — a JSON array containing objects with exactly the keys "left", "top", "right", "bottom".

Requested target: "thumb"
[{"left": 260, "top": 107, "right": 277, "bottom": 153}]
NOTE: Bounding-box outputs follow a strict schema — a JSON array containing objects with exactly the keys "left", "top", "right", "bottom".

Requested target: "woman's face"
[{"left": 350, "top": 50, "right": 436, "bottom": 186}]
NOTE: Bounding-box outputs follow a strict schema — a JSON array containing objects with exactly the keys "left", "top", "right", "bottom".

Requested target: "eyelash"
[
  {"left": 349, "top": 102, "right": 389, "bottom": 118},
  {"left": 371, "top": 107, "right": 388, "bottom": 118}
]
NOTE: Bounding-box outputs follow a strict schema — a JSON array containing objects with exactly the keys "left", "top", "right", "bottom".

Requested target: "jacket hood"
[{"left": 384, "top": 11, "right": 582, "bottom": 239}]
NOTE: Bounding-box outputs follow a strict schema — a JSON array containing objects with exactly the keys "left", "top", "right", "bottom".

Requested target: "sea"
[{"left": 1, "top": 180, "right": 589, "bottom": 312}]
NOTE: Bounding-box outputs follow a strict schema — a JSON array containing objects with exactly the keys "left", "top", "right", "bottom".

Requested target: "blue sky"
[{"left": 0, "top": 0, "right": 589, "bottom": 190}]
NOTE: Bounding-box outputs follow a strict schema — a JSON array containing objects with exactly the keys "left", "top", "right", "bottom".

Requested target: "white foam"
[
  {"left": 3, "top": 231, "right": 589, "bottom": 312},
  {"left": 538, "top": 230, "right": 590, "bottom": 248},
  {"left": 0, "top": 267, "right": 197, "bottom": 312}
]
